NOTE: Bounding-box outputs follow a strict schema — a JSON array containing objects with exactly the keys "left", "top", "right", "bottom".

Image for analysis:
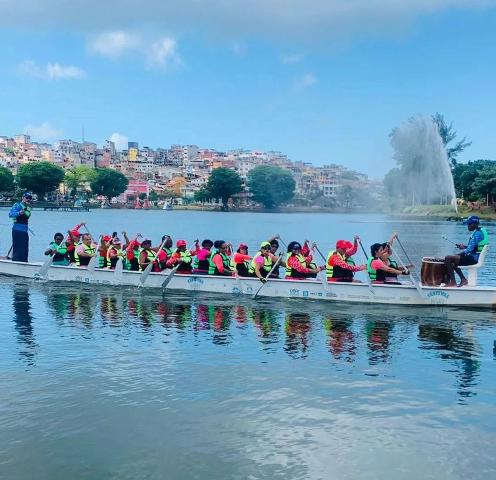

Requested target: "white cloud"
[
  {"left": 24, "top": 122, "right": 63, "bottom": 142},
  {"left": 282, "top": 53, "right": 304, "bottom": 64},
  {"left": 18, "top": 60, "right": 85, "bottom": 80},
  {"left": 88, "top": 31, "right": 140, "bottom": 59},
  {"left": 109, "top": 132, "right": 128, "bottom": 151},
  {"left": 2, "top": 1, "right": 495, "bottom": 42},
  {"left": 89, "top": 31, "right": 181, "bottom": 70},
  {"left": 294, "top": 72, "right": 317, "bottom": 89},
  {"left": 145, "top": 37, "right": 181, "bottom": 70}
]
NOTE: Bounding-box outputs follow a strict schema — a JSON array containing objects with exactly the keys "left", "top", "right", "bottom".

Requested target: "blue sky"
[{"left": 0, "top": 0, "right": 495, "bottom": 178}]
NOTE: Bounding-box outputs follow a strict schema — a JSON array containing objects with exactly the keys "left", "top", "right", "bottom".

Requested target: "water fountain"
[{"left": 390, "top": 115, "right": 457, "bottom": 211}]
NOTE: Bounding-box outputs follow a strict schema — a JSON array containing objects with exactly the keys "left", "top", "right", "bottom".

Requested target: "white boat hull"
[{"left": 1, "top": 259, "right": 495, "bottom": 308}]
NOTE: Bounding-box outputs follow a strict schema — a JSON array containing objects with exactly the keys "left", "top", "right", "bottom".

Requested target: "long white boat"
[{"left": 1, "top": 258, "right": 495, "bottom": 308}]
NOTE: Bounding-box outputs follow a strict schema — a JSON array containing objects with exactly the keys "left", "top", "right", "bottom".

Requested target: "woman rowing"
[
  {"left": 367, "top": 243, "right": 410, "bottom": 284},
  {"left": 208, "top": 240, "right": 233, "bottom": 276},
  {"left": 192, "top": 239, "right": 214, "bottom": 274},
  {"left": 285, "top": 241, "right": 323, "bottom": 279},
  {"left": 231, "top": 243, "right": 251, "bottom": 277},
  {"left": 44, "top": 232, "right": 70, "bottom": 266},
  {"left": 326, "top": 238, "right": 366, "bottom": 282}
]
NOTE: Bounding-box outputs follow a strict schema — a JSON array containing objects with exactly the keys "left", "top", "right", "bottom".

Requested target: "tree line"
[
  {"left": 0, "top": 161, "right": 297, "bottom": 209},
  {"left": 0, "top": 162, "right": 128, "bottom": 202}
]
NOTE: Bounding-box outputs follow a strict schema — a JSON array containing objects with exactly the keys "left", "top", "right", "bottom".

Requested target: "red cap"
[
  {"left": 336, "top": 240, "right": 348, "bottom": 250},
  {"left": 344, "top": 241, "right": 353, "bottom": 250},
  {"left": 176, "top": 239, "right": 187, "bottom": 247},
  {"left": 103, "top": 235, "right": 112, "bottom": 242},
  {"left": 70, "top": 229, "right": 81, "bottom": 237},
  {"left": 237, "top": 243, "right": 248, "bottom": 251}
]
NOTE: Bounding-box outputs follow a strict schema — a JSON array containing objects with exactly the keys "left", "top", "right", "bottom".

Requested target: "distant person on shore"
[
  {"left": 44, "top": 232, "right": 70, "bottom": 266},
  {"left": 8, "top": 191, "right": 33, "bottom": 262},
  {"left": 444, "top": 215, "right": 489, "bottom": 287},
  {"left": 367, "top": 243, "right": 409, "bottom": 284},
  {"left": 326, "top": 237, "right": 366, "bottom": 282}
]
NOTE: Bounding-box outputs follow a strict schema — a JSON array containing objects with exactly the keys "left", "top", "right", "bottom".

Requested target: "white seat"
[{"left": 463, "top": 245, "right": 489, "bottom": 286}]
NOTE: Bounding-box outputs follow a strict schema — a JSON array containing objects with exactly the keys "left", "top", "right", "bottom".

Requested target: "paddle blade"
[
  {"left": 114, "top": 258, "right": 123, "bottom": 283},
  {"left": 161, "top": 265, "right": 180, "bottom": 288},
  {"left": 38, "top": 256, "right": 54, "bottom": 279},
  {"left": 140, "top": 262, "right": 153, "bottom": 285},
  {"left": 87, "top": 256, "right": 97, "bottom": 272}
]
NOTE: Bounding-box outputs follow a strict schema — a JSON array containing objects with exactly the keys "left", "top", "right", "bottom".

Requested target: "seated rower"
[
  {"left": 444, "top": 215, "right": 489, "bottom": 287},
  {"left": 192, "top": 239, "right": 214, "bottom": 274},
  {"left": 231, "top": 243, "right": 251, "bottom": 277},
  {"left": 248, "top": 242, "right": 273, "bottom": 280},
  {"left": 285, "top": 241, "right": 323, "bottom": 279},
  {"left": 208, "top": 240, "right": 233, "bottom": 276},
  {"left": 126, "top": 238, "right": 142, "bottom": 271},
  {"left": 106, "top": 237, "right": 126, "bottom": 270},
  {"left": 166, "top": 240, "right": 195, "bottom": 273},
  {"left": 326, "top": 237, "right": 366, "bottom": 282},
  {"left": 66, "top": 222, "right": 85, "bottom": 264},
  {"left": 268, "top": 236, "right": 286, "bottom": 278},
  {"left": 45, "top": 232, "right": 70, "bottom": 266},
  {"left": 139, "top": 239, "right": 160, "bottom": 272},
  {"left": 157, "top": 235, "right": 174, "bottom": 270},
  {"left": 367, "top": 243, "right": 409, "bottom": 284},
  {"left": 74, "top": 233, "right": 97, "bottom": 267},
  {"left": 382, "top": 233, "right": 412, "bottom": 274},
  {"left": 98, "top": 235, "right": 112, "bottom": 268}
]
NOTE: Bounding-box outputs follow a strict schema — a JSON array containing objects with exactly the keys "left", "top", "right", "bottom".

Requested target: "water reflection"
[
  {"left": 10, "top": 281, "right": 494, "bottom": 405},
  {"left": 12, "top": 285, "right": 37, "bottom": 365}
]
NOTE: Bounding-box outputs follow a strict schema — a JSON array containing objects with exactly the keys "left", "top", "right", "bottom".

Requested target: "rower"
[
  {"left": 98, "top": 235, "right": 112, "bottom": 268},
  {"left": 139, "top": 239, "right": 159, "bottom": 272},
  {"left": 248, "top": 242, "right": 273, "bottom": 281},
  {"left": 8, "top": 191, "right": 33, "bottom": 262},
  {"left": 444, "top": 215, "right": 489, "bottom": 287},
  {"left": 66, "top": 222, "right": 85, "bottom": 263},
  {"left": 74, "top": 233, "right": 97, "bottom": 267},
  {"left": 45, "top": 232, "right": 70, "bottom": 266},
  {"left": 285, "top": 241, "right": 323, "bottom": 279},
  {"left": 192, "top": 239, "right": 214, "bottom": 274},
  {"left": 367, "top": 243, "right": 409, "bottom": 284},
  {"left": 167, "top": 240, "right": 194, "bottom": 273},
  {"left": 326, "top": 238, "right": 366, "bottom": 282},
  {"left": 126, "top": 238, "right": 141, "bottom": 271},
  {"left": 106, "top": 237, "right": 126, "bottom": 270},
  {"left": 268, "top": 236, "right": 286, "bottom": 278},
  {"left": 382, "top": 233, "right": 412, "bottom": 273},
  {"left": 208, "top": 240, "right": 233, "bottom": 276},
  {"left": 231, "top": 243, "right": 251, "bottom": 277},
  {"left": 157, "top": 234, "right": 173, "bottom": 270}
]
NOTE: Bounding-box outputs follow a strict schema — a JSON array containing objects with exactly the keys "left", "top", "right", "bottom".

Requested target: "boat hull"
[{"left": 1, "top": 259, "right": 495, "bottom": 308}]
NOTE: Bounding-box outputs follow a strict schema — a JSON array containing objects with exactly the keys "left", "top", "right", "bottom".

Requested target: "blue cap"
[
  {"left": 463, "top": 215, "right": 480, "bottom": 225},
  {"left": 22, "top": 191, "right": 33, "bottom": 199}
]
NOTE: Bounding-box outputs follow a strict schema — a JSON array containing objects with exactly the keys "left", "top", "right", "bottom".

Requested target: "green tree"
[
  {"left": 65, "top": 165, "right": 97, "bottom": 195},
  {"left": 472, "top": 164, "right": 496, "bottom": 205},
  {"left": 202, "top": 168, "right": 243, "bottom": 208},
  {"left": 149, "top": 190, "right": 158, "bottom": 202},
  {"left": 17, "top": 161, "right": 65, "bottom": 198},
  {"left": 247, "top": 165, "right": 295, "bottom": 209},
  {"left": 432, "top": 113, "right": 472, "bottom": 167},
  {"left": 0, "top": 166, "right": 14, "bottom": 194},
  {"left": 194, "top": 186, "right": 211, "bottom": 203},
  {"left": 90, "top": 168, "right": 129, "bottom": 202}
]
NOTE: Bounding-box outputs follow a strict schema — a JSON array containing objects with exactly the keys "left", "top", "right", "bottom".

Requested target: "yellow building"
[{"left": 128, "top": 147, "right": 138, "bottom": 162}]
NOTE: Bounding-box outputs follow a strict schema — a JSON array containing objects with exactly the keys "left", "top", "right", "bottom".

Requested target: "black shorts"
[{"left": 459, "top": 253, "right": 478, "bottom": 266}]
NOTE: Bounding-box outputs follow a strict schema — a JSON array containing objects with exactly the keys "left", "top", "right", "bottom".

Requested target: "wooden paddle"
[{"left": 253, "top": 254, "right": 283, "bottom": 300}]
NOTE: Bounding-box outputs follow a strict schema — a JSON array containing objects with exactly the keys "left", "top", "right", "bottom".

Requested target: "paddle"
[
  {"left": 390, "top": 244, "right": 424, "bottom": 297},
  {"left": 37, "top": 254, "right": 54, "bottom": 279},
  {"left": 113, "top": 258, "right": 123, "bottom": 284},
  {"left": 140, "top": 238, "right": 168, "bottom": 286},
  {"left": 441, "top": 234, "right": 457, "bottom": 246},
  {"left": 253, "top": 255, "right": 283, "bottom": 300},
  {"left": 161, "top": 264, "right": 181, "bottom": 289},
  {"left": 358, "top": 240, "right": 376, "bottom": 295}
]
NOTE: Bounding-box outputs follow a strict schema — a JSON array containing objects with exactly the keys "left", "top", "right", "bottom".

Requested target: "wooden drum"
[{"left": 421, "top": 257, "right": 447, "bottom": 286}]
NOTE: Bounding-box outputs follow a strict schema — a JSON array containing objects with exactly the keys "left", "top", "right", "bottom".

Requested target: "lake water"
[{"left": 1, "top": 210, "right": 496, "bottom": 479}]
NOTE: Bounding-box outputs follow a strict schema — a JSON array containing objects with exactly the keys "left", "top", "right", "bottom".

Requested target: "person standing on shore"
[{"left": 8, "top": 192, "right": 33, "bottom": 262}]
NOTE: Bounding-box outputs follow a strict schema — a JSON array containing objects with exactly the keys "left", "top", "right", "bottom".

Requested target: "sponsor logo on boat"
[
  {"left": 232, "top": 287, "right": 241, "bottom": 294},
  {"left": 427, "top": 291, "right": 449, "bottom": 299},
  {"left": 289, "top": 289, "right": 300, "bottom": 296},
  {"left": 303, "top": 291, "right": 309, "bottom": 297},
  {"left": 188, "top": 277, "right": 204, "bottom": 285}
]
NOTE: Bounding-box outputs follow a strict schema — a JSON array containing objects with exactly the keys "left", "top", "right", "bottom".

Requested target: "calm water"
[{"left": 1, "top": 211, "right": 496, "bottom": 479}]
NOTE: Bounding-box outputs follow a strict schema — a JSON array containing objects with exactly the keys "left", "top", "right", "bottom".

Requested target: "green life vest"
[
  {"left": 470, "top": 226, "right": 489, "bottom": 253},
  {"left": 248, "top": 251, "right": 272, "bottom": 275},
  {"left": 140, "top": 250, "right": 158, "bottom": 271},
  {"left": 75, "top": 243, "right": 96, "bottom": 266},
  {"left": 208, "top": 250, "right": 231, "bottom": 275},
  {"left": 325, "top": 250, "right": 355, "bottom": 279},
  {"left": 49, "top": 241, "right": 69, "bottom": 265},
  {"left": 367, "top": 257, "right": 376, "bottom": 281}
]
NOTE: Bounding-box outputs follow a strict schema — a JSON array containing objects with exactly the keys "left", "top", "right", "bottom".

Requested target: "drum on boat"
[{"left": 421, "top": 257, "right": 447, "bottom": 286}]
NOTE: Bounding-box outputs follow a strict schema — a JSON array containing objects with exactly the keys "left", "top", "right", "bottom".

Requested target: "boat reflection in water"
[{"left": 10, "top": 281, "right": 495, "bottom": 405}]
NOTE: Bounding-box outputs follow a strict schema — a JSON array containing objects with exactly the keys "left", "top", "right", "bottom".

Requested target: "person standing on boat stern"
[
  {"left": 8, "top": 191, "right": 33, "bottom": 262},
  {"left": 326, "top": 238, "right": 366, "bottom": 282},
  {"left": 444, "top": 215, "right": 489, "bottom": 287}
]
